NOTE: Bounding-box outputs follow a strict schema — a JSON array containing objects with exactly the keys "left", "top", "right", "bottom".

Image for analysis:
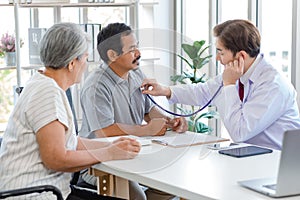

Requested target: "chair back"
[
  {"left": 66, "top": 88, "right": 78, "bottom": 134},
  {"left": 66, "top": 88, "right": 82, "bottom": 185}
]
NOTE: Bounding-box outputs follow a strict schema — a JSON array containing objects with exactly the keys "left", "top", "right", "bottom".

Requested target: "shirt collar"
[{"left": 102, "top": 63, "right": 127, "bottom": 84}]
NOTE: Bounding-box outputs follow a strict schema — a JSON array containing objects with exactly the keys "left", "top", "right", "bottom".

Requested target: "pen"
[{"left": 152, "top": 139, "right": 168, "bottom": 146}]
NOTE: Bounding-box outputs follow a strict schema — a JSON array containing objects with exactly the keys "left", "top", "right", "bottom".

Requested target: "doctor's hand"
[
  {"left": 222, "top": 56, "right": 244, "bottom": 86},
  {"left": 167, "top": 117, "right": 188, "bottom": 133},
  {"left": 141, "top": 79, "right": 172, "bottom": 98}
]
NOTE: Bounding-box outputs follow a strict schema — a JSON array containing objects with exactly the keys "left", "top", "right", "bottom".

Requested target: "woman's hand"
[{"left": 108, "top": 138, "right": 141, "bottom": 160}]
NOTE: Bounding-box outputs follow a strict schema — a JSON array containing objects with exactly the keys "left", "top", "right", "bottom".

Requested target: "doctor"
[{"left": 142, "top": 19, "right": 300, "bottom": 150}]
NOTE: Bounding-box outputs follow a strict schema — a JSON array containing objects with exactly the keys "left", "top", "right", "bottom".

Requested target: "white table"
[{"left": 90, "top": 135, "right": 299, "bottom": 200}]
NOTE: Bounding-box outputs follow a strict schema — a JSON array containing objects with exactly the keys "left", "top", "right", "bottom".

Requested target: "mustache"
[{"left": 132, "top": 55, "right": 141, "bottom": 64}]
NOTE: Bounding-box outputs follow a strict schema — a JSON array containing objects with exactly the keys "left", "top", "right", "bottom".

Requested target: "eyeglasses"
[{"left": 122, "top": 45, "right": 139, "bottom": 55}]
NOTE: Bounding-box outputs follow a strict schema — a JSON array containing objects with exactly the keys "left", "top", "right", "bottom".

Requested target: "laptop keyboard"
[{"left": 263, "top": 184, "right": 277, "bottom": 190}]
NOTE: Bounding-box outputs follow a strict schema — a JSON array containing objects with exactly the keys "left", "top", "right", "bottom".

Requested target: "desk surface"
[{"left": 92, "top": 134, "right": 299, "bottom": 200}]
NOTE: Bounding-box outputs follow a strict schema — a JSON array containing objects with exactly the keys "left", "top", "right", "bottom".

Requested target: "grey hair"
[{"left": 39, "top": 22, "right": 90, "bottom": 69}]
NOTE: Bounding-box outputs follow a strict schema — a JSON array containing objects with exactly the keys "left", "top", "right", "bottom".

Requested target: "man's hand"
[
  {"left": 167, "top": 117, "right": 188, "bottom": 133},
  {"left": 222, "top": 56, "right": 244, "bottom": 86},
  {"left": 143, "top": 118, "right": 168, "bottom": 136}
]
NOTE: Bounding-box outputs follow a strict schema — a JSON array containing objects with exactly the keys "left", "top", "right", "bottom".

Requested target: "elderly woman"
[{"left": 0, "top": 22, "right": 141, "bottom": 200}]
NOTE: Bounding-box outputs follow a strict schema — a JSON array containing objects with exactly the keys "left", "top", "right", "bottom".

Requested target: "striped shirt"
[{"left": 0, "top": 73, "right": 77, "bottom": 199}]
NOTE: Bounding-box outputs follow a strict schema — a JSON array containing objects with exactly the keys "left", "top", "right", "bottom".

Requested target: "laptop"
[{"left": 238, "top": 129, "right": 300, "bottom": 198}]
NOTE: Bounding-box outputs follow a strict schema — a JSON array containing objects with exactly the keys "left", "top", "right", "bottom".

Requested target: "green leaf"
[
  {"left": 187, "top": 120, "right": 196, "bottom": 132},
  {"left": 182, "top": 71, "right": 193, "bottom": 78},
  {"left": 182, "top": 43, "right": 198, "bottom": 59},
  {"left": 194, "top": 122, "right": 213, "bottom": 133},
  {"left": 177, "top": 54, "right": 194, "bottom": 69},
  {"left": 198, "top": 44, "right": 210, "bottom": 57},
  {"left": 193, "top": 40, "right": 205, "bottom": 52},
  {"left": 194, "top": 73, "right": 207, "bottom": 83},
  {"left": 197, "top": 111, "right": 219, "bottom": 120},
  {"left": 170, "top": 74, "right": 189, "bottom": 84},
  {"left": 198, "top": 55, "right": 213, "bottom": 68}
]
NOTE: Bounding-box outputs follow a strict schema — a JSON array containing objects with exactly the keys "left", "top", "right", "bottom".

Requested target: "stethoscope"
[{"left": 145, "top": 84, "right": 223, "bottom": 117}]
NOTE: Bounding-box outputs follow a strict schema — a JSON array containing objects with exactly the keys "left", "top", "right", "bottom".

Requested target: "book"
[
  {"left": 80, "top": 23, "right": 101, "bottom": 62},
  {"left": 30, "top": 0, "right": 70, "bottom": 3},
  {"left": 92, "top": 24, "right": 101, "bottom": 62},
  {"left": 151, "top": 131, "right": 229, "bottom": 148},
  {"left": 28, "top": 28, "right": 47, "bottom": 64}
]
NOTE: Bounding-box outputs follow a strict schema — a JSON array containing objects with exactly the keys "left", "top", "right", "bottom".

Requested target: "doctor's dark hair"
[
  {"left": 213, "top": 19, "right": 261, "bottom": 58},
  {"left": 97, "top": 22, "right": 132, "bottom": 63},
  {"left": 39, "top": 22, "right": 90, "bottom": 69}
]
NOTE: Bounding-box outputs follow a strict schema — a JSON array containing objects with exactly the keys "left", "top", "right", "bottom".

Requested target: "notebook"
[{"left": 238, "top": 129, "right": 300, "bottom": 198}]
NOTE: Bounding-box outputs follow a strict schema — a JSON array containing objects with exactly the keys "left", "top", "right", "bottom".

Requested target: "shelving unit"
[
  {"left": 0, "top": 65, "right": 41, "bottom": 70},
  {"left": 0, "top": 3, "right": 13, "bottom": 6},
  {"left": 1, "top": 0, "right": 162, "bottom": 124},
  {"left": 18, "top": 2, "right": 134, "bottom": 8},
  {"left": 0, "top": 1, "right": 139, "bottom": 124},
  {"left": 9, "top": 1, "right": 137, "bottom": 90}
]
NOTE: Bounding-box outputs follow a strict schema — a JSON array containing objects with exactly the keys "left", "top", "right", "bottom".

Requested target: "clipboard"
[{"left": 151, "top": 131, "right": 229, "bottom": 148}]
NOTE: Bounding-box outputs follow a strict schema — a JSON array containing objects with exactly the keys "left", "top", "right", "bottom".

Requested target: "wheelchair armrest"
[{"left": 0, "top": 185, "right": 63, "bottom": 200}]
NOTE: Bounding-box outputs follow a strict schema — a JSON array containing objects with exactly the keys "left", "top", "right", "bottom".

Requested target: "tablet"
[{"left": 218, "top": 146, "right": 273, "bottom": 158}]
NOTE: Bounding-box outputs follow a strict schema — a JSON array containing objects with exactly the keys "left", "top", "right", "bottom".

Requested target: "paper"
[
  {"left": 151, "top": 131, "right": 229, "bottom": 148},
  {"left": 93, "top": 135, "right": 151, "bottom": 146}
]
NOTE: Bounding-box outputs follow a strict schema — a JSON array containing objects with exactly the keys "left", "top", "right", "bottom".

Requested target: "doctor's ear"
[
  {"left": 236, "top": 50, "right": 247, "bottom": 59},
  {"left": 107, "top": 49, "right": 119, "bottom": 62}
]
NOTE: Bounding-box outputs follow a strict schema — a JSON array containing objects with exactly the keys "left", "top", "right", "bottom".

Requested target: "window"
[
  {"left": 260, "top": 0, "right": 292, "bottom": 80},
  {"left": 219, "top": 0, "right": 248, "bottom": 22},
  {"left": 183, "top": 0, "right": 209, "bottom": 42},
  {"left": 0, "top": 6, "right": 31, "bottom": 129}
]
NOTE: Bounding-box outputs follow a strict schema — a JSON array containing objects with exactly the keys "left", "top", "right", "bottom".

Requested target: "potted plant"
[
  {"left": 0, "top": 49, "right": 4, "bottom": 58},
  {"left": 0, "top": 32, "right": 23, "bottom": 66},
  {"left": 171, "top": 40, "right": 219, "bottom": 133}
]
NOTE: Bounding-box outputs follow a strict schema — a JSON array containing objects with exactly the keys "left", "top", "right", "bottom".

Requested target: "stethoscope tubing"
[{"left": 146, "top": 84, "right": 223, "bottom": 117}]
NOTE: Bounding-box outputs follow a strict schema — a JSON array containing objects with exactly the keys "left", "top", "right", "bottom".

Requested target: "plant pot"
[{"left": 5, "top": 52, "right": 16, "bottom": 66}]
